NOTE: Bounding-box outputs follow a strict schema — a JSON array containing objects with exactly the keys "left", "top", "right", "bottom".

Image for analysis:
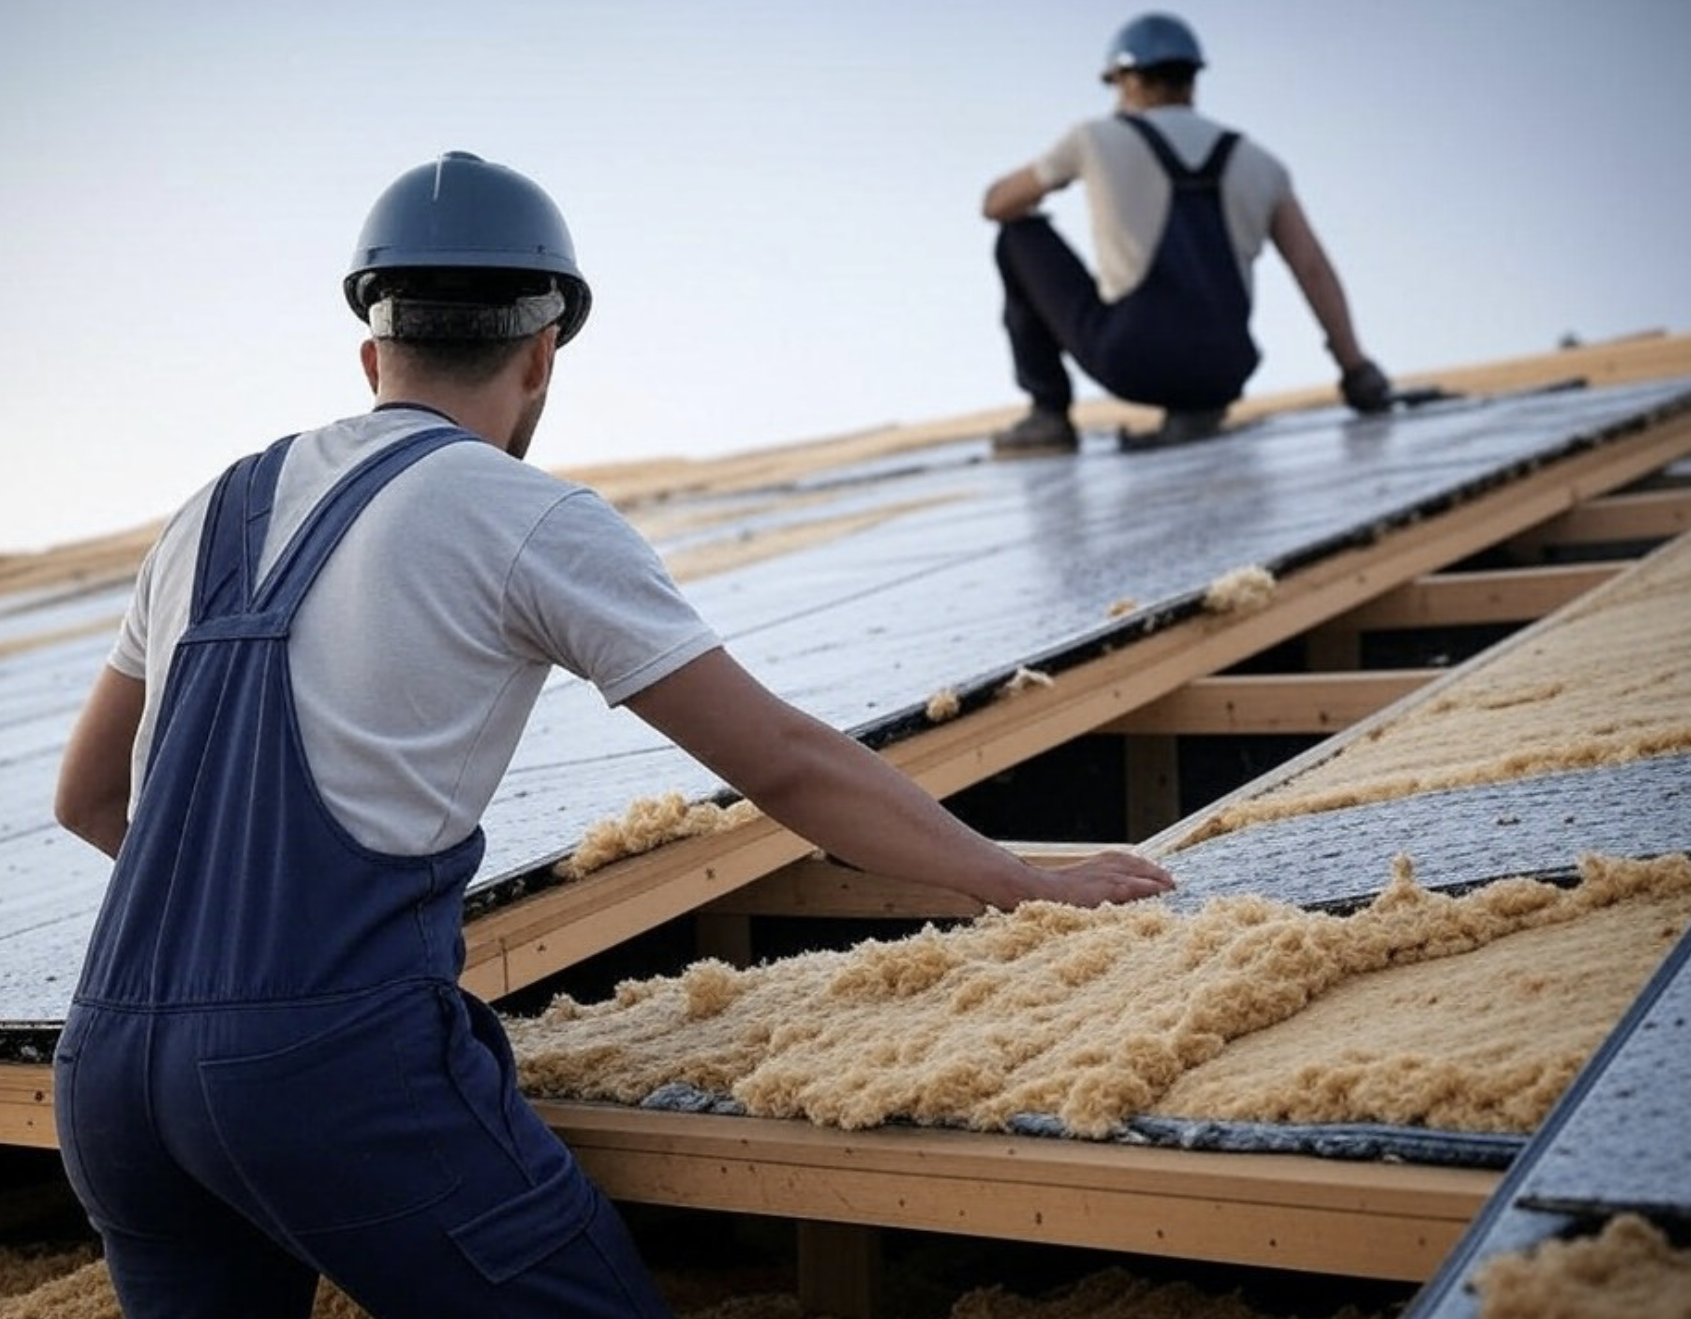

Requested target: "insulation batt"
[
  {"left": 0, "top": 1247, "right": 1401, "bottom": 1318},
  {"left": 560, "top": 792, "right": 760, "bottom": 878},
  {"left": 927, "top": 687, "right": 963, "bottom": 722},
  {"left": 1180, "top": 532, "right": 1691, "bottom": 845},
  {"left": 510, "top": 854, "right": 1690, "bottom": 1138},
  {"left": 1472, "top": 1213, "right": 1691, "bottom": 1319},
  {"left": 1202, "top": 565, "right": 1275, "bottom": 614}
]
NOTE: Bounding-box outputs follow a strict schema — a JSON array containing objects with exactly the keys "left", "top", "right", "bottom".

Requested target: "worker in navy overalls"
[
  {"left": 981, "top": 11, "right": 1394, "bottom": 457},
  {"left": 53, "top": 154, "right": 1177, "bottom": 1316},
  {"left": 50, "top": 151, "right": 679, "bottom": 1319}
]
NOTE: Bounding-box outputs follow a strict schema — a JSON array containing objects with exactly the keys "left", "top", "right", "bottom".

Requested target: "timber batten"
[{"left": 536, "top": 1102, "right": 1497, "bottom": 1283}]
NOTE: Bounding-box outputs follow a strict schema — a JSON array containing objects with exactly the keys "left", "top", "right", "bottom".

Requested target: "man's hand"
[
  {"left": 1036, "top": 849, "right": 1176, "bottom": 907},
  {"left": 1340, "top": 359, "right": 1393, "bottom": 413}
]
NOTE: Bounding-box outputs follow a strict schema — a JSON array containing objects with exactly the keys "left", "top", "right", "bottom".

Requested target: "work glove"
[{"left": 1340, "top": 359, "right": 1393, "bottom": 414}]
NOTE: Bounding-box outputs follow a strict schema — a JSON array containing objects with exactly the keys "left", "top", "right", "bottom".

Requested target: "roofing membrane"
[{"left": 2, "top": 378, "right": 1689, "bottom": 1034}]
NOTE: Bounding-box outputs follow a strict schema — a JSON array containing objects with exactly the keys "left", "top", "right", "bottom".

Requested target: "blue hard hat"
[
  {"left": 344, "top": 151, "right": 592, "bottom": 345},
  {"left": 1100, "top": 13, "right": 1205, "bottom": 82}
]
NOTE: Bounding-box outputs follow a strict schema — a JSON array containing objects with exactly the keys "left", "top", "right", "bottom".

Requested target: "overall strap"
[
  {"left": 1118, "top": 114, "right": 1240, "bottom": 190},
  {"left": 189, "top": 435, "right": 296, "bottom": 627},
  {"left": 250, "top": 425, "right": 476, "bottom": 619},
  {"left": 243, "top": 424, "right": 476, "bottom": 625}
]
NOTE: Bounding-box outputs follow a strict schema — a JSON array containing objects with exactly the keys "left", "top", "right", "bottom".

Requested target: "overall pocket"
[{"left": 199, "top": 990, "right": 461, "bottom": 1233}]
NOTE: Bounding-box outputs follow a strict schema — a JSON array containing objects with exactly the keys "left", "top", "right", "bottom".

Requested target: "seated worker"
[{"left": 982, "top": 11, "right": 1393, "bottom": 456}]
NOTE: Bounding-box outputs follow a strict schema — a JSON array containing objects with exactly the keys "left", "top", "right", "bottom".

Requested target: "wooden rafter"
[
  {"left": 1104, "top": 670, "right": 1436, "bottom": 735},
  {"left": 534, "top": 1101, "right": 1498, "bottom": 1284},
  {"left": 1320, "top": 562, "right": 1625, "bottom": 632}
]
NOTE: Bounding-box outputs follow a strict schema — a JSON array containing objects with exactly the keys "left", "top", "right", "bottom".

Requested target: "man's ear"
[
  {"left": 360, "top": 339, "right": 380, "bottom": 393},
  {"left": 521, "top": 331, "right": 555, "bottom": 393}
]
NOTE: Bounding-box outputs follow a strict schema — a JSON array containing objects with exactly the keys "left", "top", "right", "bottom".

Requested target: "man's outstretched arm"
[
  {"left": 1270, "top": 194, "right": 1391, "bottom": 412},
  {"left": 627, "top": 647, "right": 1174, "bottom": 910}
]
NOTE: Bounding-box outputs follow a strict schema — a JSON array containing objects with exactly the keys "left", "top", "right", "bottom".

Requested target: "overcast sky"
[{"left": 4, "top": 0, "right": 1688, "bottom": 553}]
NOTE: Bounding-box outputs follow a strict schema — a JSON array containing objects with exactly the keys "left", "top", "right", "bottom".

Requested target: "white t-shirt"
[
  {"left": 110, "top": 407, "right": 720, "bottom": 856},
  {"left": 1032, "top": 105, "right": 1292, "bottom": 303}
]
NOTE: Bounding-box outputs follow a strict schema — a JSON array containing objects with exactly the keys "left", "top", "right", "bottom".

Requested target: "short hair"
[
  {"left": 380, "top": 334, "right": 533, "bottom": 387},
  {"left": 1133, "top": 61, "right": 1199, "bottom": 93}
]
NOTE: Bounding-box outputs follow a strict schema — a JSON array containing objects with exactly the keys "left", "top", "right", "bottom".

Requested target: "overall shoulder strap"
[
  {"left": 252, "top": 425, "right": 476, "bottom": 617},
  {"left": 189, "top": 435, "right": 296, "bottom": 626},
  {"left": 1190, "top": 130, "right": 1240, "bottom": 186},
  {"left": 1118, "top": 114, "right": 1239, "bottom": 190}
]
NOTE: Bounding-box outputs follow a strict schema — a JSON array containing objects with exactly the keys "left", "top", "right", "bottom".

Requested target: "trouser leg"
[
  {"left": 100, "top": 1216, "right": 319, "bottom": 1319},
  {"left": 994, "top": 215, "right": 1105, "bottom": 413},
  {"left": 55, "top": 1006, "right": 318, "bottom": 1319},
  {"left": 188, "top": 987, "right": 676, "bottom": 1318},
  {"left": 312, "top": 1176, "right": 674, "bottom": 1319}
]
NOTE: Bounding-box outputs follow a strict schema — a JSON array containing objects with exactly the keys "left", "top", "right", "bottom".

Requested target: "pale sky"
[{"left": 4, "top": 0, "right": 1688, "bottom": 553}]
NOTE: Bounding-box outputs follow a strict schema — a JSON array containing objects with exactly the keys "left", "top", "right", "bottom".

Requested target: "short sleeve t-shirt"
[
  {"left": 110, "top": 407, "right": 721, "bottom": 855},
  {"left": 1032, "top": 104, "right": 1292, "bottom": 303}
]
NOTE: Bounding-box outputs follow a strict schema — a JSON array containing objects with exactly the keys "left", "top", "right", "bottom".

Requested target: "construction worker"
[
  {"left": 52, "top": 151, "right": 1175, "bottom": 1318},
  {"left": 983, "top": 11, "right": 1393, "bottom": 457}
]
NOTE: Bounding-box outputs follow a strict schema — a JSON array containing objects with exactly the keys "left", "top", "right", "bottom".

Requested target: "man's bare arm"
[
  {"left": 982, "top": 166, "right": 1055, "bottom": 222},
  {"left": 627, "top": 648, "right": 1173, "bottom": 909},
  {"left": 56, "top": 665, "right": 145, "bottom": 860},
  {"left": 1268, "top": 193, "right": 1367, "bottom": 370}
]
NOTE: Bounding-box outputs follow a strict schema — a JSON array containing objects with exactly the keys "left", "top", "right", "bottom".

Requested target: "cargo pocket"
[
  {"left": 446, "top": 1163, "right": 590, "bottom": 1285},
  {"left": 199, "top": 992, "right": 460, "bottom": 1233}
]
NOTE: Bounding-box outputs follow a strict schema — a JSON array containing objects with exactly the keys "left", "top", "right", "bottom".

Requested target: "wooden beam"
[
  {"left": 1125, "top": 734, "right": 1181, "bottom": 839},
  {"left": 1107, "top": 671, "right": 1436, "bottom": 736},
  {"left": 535, "top": 1102, "right": 1497, "bottom": 1283},
  {"left": 797, "top": 1221, "right": 882, "bottom": 1319},
  {"left": 460, "top": 817, "right": 818, "bottom": 1000},
  {"left": 0, "top": 1064, "right": 55, "bottom": 1150},
  {"left": 705, "top": 856, "right": 986, "bottom": 920},
  {"left": 456, "top": 406, "right": 1691, "bottom": 1001},
  {"left": 1518, "top": 486, "right": 1691, "bottom": 550},
  {"left": 694, "top": 912, "right": 755, "bottom": 967},
  {"left": 1151, "top": 528, "right": 1691, "bottom": 856},
  {"left": 1324, "top": 563, "right": 1625, "bottom": 631},
  {"left": 703, "top": 844, "right": 1107, "bottom": 920}
]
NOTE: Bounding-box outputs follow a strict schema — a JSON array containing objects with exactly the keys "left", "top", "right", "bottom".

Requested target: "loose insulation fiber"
[{"left": 511, "top": 854, "right": 1690, "bottom": 1139}]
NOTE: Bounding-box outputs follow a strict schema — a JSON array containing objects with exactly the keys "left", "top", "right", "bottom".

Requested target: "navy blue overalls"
[
  {"left": 994, "top": 114, "right": 1261, "bottom": 412},
  {"left": 54, "top": 426, "right": 674, "bottom": 1318}
]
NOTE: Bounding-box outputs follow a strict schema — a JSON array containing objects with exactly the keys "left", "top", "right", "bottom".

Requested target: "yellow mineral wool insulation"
[
  {"left": 1472, "top": 1213, "right": 1691, "bottom": 1319},
  {"left": 1150, "top": 874, "right": 1689, "bottom": 1129},
  {"left": 927, "top": 687, "right": 963, "bottom": 722},
  {"left": 1177, "top": 532, "right": 1691, "bottom": 847},
  {"left": 557, "top": 792, "right": 761, "bottom": 880},
  {"left": 0, "top": 1251, "right": 1397, "bottom": 1319},
  {"left": 0, "top": 1246, "right": 98, "bottom": 1302},
  {"left": 511, "top": 854, "right": 1690, "bottom": 1138},
  {"left": 0, "top": 1257, "right": 115, "bottom": 1319},
  {"left": 950, "top": 1268, "right": 1390, "bottom": 1319},
  {"left": 998, "top": 666, "right": 1054, "bottom": 698},
  {"left": 1202, "top": 565, "right": 1275, "bottom": 614}
]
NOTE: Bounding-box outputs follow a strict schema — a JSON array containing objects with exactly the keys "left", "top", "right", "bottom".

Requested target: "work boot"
[
  {"left": 1118, "top": 407, "right": 1229, "bottom": 452},
  {"left": 991, "top": 407, "right": 1079, "bottom": 458}
]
